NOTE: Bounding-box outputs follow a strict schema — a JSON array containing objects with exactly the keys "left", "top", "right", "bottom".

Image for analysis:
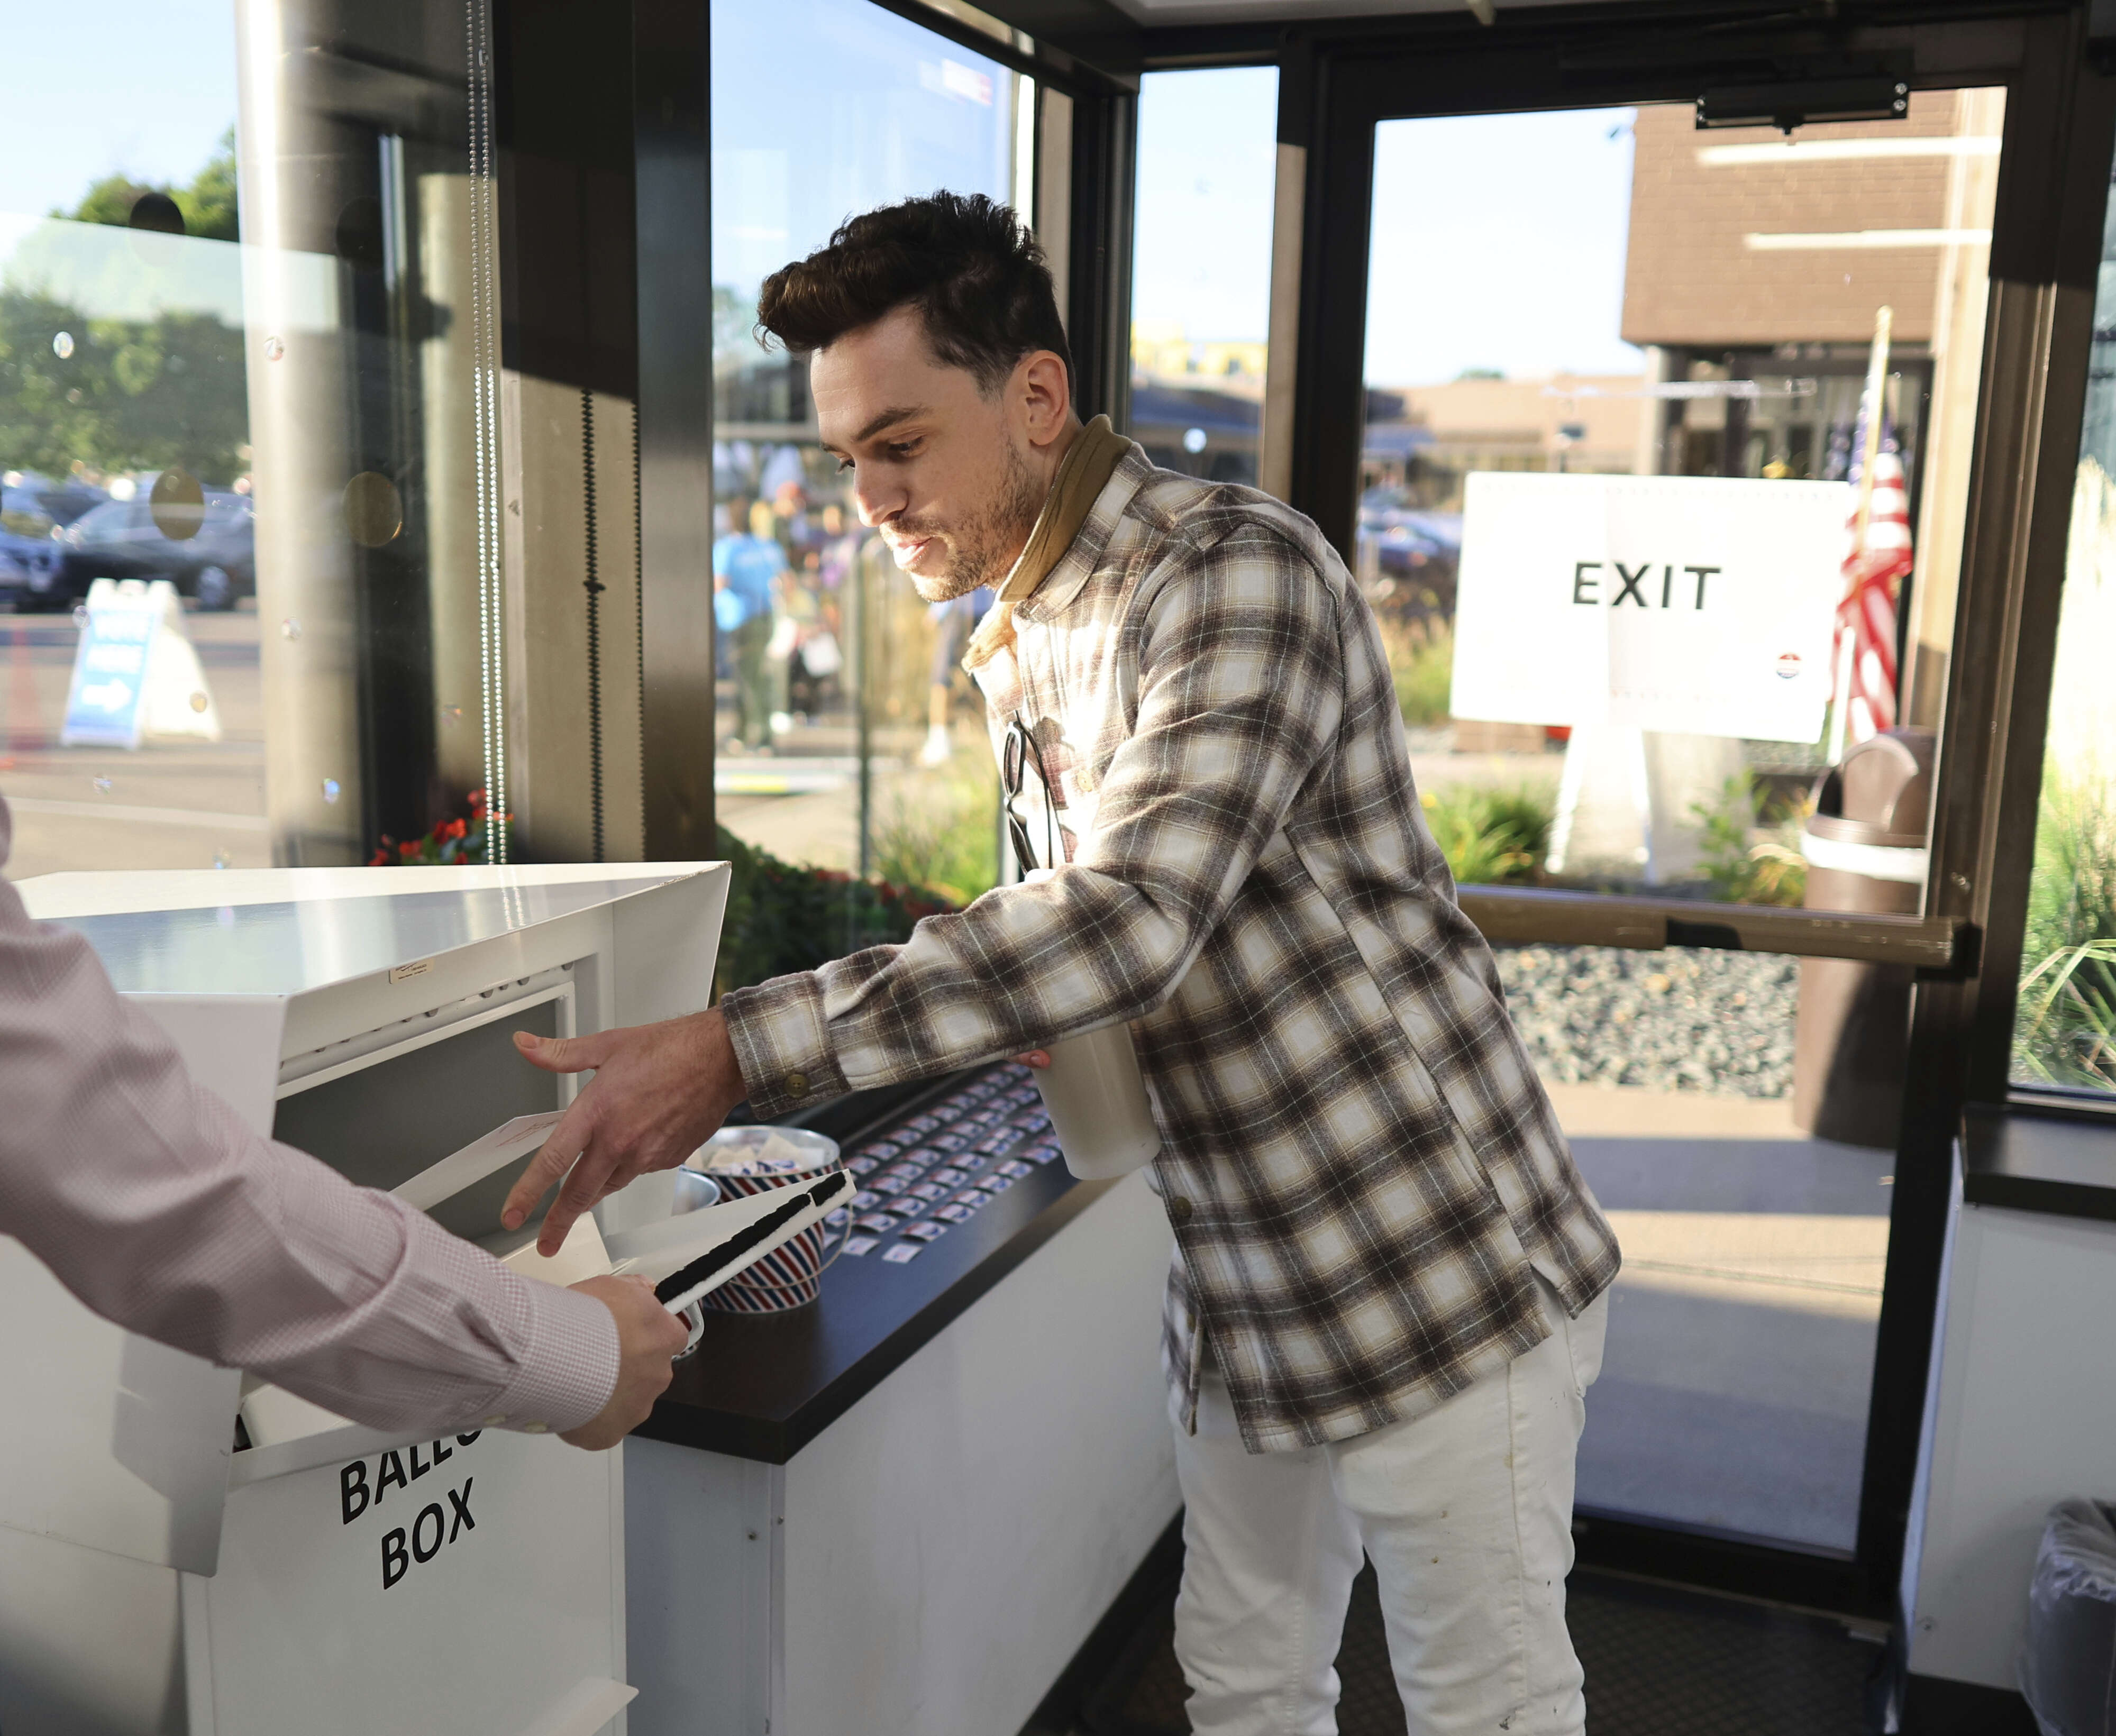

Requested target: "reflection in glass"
[
  {"left": 2, "top": 3, "right": 507, "bottom": 876},
  {"left": 2012, "top": 149, "right": 2116, "bottom": 1096},
  {"left": 708, "top": 0, "right": 1021, "bottom": 933}
]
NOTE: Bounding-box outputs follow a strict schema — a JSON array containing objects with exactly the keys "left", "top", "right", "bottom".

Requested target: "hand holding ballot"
[
  {"left": 558, "top": 1274, "right": 691, "bottom": 1448},
  {"left": 503, "top": 1008, "right": 749, "bottom": 1257}
]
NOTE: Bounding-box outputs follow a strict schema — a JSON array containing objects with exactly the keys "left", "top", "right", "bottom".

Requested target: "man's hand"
[
  {"left": 502, "top": 1008, "right": 747, "bottom": 1257},
  {"left": 1014, "top": 1050, "right": 1051, "bottom": 1068},
  {"left": 558, "top": 1274, "right": 690, "bottom": 1450}
]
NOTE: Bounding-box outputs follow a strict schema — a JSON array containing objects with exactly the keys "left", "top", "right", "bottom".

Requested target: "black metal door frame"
[
  {"left": 1266, "top": 2, "right": 2115, "bottom": 1618},
  {"left": 604, "top": 0, "right": 2116, "bottom": 1617}
]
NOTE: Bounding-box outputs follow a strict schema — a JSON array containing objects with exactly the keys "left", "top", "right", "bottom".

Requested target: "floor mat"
[{"left": 1080, "top": 1566, "right": 1881, "bottom": 1736}]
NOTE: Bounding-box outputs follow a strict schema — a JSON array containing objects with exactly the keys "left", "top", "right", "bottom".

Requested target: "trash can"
[
  {"left": 1792, "top": 727, "right": 1936, "bottom": 1148},
  {"left": 2021, "top": 1499, "right": 2116, "bottom": 1736}
]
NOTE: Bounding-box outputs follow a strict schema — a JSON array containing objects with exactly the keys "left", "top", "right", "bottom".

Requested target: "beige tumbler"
[{"left": 1023, "top": 870, "right": 1163, "bottom": 1180}]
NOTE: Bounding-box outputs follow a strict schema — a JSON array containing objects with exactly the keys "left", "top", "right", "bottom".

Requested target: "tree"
[
  {"left": 0, "top": 294, "right": 248, "bottom": 484},
  {"left": 56, "top": 129, "right": 239, "bottom": 243},
  {"left": 3, "top": 132, "right": 249, "bottom": 482}
]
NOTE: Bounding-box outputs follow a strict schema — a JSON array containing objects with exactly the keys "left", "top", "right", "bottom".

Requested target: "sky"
[
  {"left": 0, "top": 1, "right": 1644, "bottom": 395},
  {"left": 1, "top": 2, "right": 238, "bottom": 221},
  {"left": 1365, "top": 108, "right": 1646, "bottom": 387},
  {"left": 1130, "top": 68, "right": 1280, "bottom": 347},
  {"left": 711, "top": 0, "right": 1016, "bottom": 309}
]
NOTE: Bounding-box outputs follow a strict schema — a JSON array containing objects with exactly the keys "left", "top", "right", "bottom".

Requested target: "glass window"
[
  {"left": 1129, "top": 67, "right": 1279, "bottom": 487},
  {"left": 2012, "top": 145, "right": 2116, "bottom": 1097},
  {"left": 1363, "top": 94, "right": 2002, "bottom": 920},
  {"left": 1357, "top": 92, "right": 2006, "bottom": 1555},
  {"left": 1510, "top": 941, "right": 1893, "bottom": 1547},
  {"left": 708, "top": 0, "right": 1028, "bottom": 982},
  {"left": 3, "top": 3, "right": 509, "bottom": 877}
]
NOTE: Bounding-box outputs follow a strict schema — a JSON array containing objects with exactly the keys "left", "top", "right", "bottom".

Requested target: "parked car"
[
  {"left": 0, "top": 486, "right": 65, "bottom": 607},
  {"left": 1356, "top": 487, "right": 1462, "bottom": 620},
  {"left": 48, "top": 489, "right": 256, "bottom": 610}
]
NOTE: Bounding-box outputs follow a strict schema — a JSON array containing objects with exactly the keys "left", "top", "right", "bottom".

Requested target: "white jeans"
[{"left": 1170, "top": 1279, "right": 1608, "bottom": 1736}]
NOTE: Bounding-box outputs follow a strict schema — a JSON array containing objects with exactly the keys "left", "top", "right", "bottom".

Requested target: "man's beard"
[{"left": 901, "top": 443, "right": 1044, "bottom": 602}]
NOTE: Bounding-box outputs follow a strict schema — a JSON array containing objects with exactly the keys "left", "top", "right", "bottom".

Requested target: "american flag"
[{"left": 1834, "top": 438, "right": 1912, "bottom": 744}]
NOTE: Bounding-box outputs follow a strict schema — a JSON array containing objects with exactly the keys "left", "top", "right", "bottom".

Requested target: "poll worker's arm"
[
  {"left": 505, "top": 527, "right": 1346, "bottom": 1253},
  {"left": 0, "top": 805, "right": 684, "bottom": 1446}
]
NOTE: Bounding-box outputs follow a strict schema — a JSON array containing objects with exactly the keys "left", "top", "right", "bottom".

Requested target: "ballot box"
[{"left": 0, "top": 861, "right": 727, "bottom": 1736}]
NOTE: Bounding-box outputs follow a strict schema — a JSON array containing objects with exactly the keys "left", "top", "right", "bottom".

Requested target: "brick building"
[{"left": 1620, "top": 89, "right": 2003, "bottom": 720}]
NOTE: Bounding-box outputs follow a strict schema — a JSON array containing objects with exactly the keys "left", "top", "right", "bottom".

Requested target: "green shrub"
[
  {"left": 1379, "top": 618, "right": 1454, "bottom": 728},
  {"left": 1690, "top": 772, "right": 1808, "bottom": 907},
  {"left": 713, "top": 826, "right": 954, "bottom": 999},
  {"left": 2014, "top": 774, "right": 2116, "bottom": 1090},
  {"left": 872, "top": 750, "right": 1001, "bottom": 907},
  {"left": 1421, "top": 783, "right": 1553, "bottom": 885}
]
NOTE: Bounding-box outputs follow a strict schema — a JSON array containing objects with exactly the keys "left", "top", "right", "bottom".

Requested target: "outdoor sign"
[
  {"left": 1449, "top": 472, "right": 1850, "bottom": 743},
  {"left": 60, "top": 577, "right": 221, "bottom": 748}
]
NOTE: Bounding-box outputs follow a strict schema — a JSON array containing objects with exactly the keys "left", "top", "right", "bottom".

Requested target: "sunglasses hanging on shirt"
[{"left": 1001, "top": 716, "right": 1060, "bottom": 876}]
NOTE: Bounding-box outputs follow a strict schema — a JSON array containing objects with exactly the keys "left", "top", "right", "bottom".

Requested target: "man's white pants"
[{"left": 1171, "top": 1280, "right": 1608, "bottom": 1736}]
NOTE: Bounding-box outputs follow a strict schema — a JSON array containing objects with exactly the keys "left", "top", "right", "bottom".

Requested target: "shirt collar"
[
  {"left": 995, "top": 415, "right": 1134, "bottom": 609},
  {"left": 1010, "top": 438, "right": 1151, "bottom": 623}
]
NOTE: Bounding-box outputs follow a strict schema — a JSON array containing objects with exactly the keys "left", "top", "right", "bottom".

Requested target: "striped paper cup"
[{"left": 684, "top": 1125, "right": 845, "bottom": 1313}]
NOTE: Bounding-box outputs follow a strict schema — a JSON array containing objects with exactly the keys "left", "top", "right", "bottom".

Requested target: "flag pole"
[
  {"left": 1829, "top": 305, "right": 1893, "bottom": 766},
  {"left": 1854, "top": 305, "right": 1892, "bottom": 544}
]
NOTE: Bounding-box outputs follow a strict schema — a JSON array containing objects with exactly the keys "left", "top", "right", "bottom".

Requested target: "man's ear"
[{"left": 1016, "top": 349, "right": 1073, "bottom": 450}]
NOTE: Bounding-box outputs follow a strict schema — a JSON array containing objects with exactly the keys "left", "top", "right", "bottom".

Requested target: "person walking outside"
[
  {"left": 501, "top": 192, "right": 1620, "bottom": 1736},
  {"left": 713, "top": 494, "right": 787, "bottom": 752},
  {"left": 918, "top": 584, "right": 992, "bottom": 765}
]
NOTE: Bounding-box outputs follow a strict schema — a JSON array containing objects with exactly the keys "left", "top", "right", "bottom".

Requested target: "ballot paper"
[
  {"left": 394, "top": 1111, "right": 567, "bottom": 1212},
  {"left": 499, "top": 1212, "right": 612, "bottom": 1289}
]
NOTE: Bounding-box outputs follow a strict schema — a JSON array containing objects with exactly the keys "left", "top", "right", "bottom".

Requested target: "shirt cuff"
[
  {"left": 719, "top": 972, "right": 848, "bottom": 1119},
  {"left": 484, "top": 1276, "right": 622, "bottom": 1437}
]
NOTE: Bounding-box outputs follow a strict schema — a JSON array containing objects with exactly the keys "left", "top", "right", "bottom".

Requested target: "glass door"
[{"left": 1341, "top": 91, "right": 2005, "bottom": 1563}]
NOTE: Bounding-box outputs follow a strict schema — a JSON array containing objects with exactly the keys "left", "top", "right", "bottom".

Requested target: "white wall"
[{"left": 1907, "top": 1198, "right": 2116, "bottom": 1687}]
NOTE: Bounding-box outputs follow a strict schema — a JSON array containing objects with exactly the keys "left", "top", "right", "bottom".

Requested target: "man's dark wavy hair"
[{"left": 755, "top": 193, "right": 1071, "bottom": 397}]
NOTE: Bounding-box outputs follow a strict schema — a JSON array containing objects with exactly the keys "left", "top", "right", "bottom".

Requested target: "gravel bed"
[{"left": 1491, "top": 944, "right": 1801, "bottom": 1098}]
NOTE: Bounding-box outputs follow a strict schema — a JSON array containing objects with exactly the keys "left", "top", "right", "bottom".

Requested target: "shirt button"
[
  {"left": 1169, "top": 1194, "right": 1194, "bottom": 1226},
  {"left": 785, "top": 1071, "right": 810, "bottom": 1097},
  {"left": 523, "top": 1422, "right": 548, "bottom": 1435},
  {"left": 481, "top": 1414, "right": 507, "bottom": 1427}
]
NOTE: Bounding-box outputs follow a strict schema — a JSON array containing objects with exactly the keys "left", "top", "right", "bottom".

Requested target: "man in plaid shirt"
[{"left": 504, "top": 193, "right": 1620, "bottom": 1735}]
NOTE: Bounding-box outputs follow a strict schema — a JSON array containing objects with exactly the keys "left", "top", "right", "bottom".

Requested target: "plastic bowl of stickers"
[{"left": 683, "top": 1126, "right": 845, "bottom": 1313}]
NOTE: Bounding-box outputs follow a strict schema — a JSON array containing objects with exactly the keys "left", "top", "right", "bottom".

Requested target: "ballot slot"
[{"left": 271, "top": 984, "right": 573, "bottom": 1247}]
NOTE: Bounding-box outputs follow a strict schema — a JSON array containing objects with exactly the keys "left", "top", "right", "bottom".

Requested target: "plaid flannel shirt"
[{"left": 722, "top": 442, "right": 1620, "bottom": 1452}]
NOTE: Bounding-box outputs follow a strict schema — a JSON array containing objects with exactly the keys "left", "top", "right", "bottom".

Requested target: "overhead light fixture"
[
  {"left": 1696, "top": 77, "right": 1909, "bottom": 134},
  {"left": 1699, "top": 136, "right": 2000, "bottom": 166},
  {"left": 1545, "top": 380, "right": 1819, "bottom": 401},
  {"left": 1746, "top": 228, "right": 1993, "bottom": 251}
]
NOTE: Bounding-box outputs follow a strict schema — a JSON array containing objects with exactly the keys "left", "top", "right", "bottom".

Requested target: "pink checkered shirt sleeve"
[{"left": 0, "top": 799, "right": 619, "bottom": 1438}]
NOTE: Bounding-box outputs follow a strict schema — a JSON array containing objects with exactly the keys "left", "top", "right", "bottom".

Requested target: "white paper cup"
[
  {"left": 1023, "top": 869, "right": 1163, "bottom": 1181},
  {"left": 1035, "top": 1018, "right": 1162, "bottom": 1180}
]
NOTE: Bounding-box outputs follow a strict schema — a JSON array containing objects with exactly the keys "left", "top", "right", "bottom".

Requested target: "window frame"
[{"left": 1097, "top": 0, "right": 2114, "bottom": 1620}]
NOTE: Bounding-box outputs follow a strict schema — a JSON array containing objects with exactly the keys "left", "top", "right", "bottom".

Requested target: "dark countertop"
[
  {"left": 1962, "top": 1103, "right": 2116, "bottom": 1223},
  {"left": 635, "top": 1064, "right": 1118, "bottom": 1464}
]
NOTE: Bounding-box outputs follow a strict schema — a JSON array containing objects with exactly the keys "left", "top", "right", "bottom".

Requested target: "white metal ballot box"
[{"left": 0, "top": 861, "right": 729, "bottom": 1736}]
